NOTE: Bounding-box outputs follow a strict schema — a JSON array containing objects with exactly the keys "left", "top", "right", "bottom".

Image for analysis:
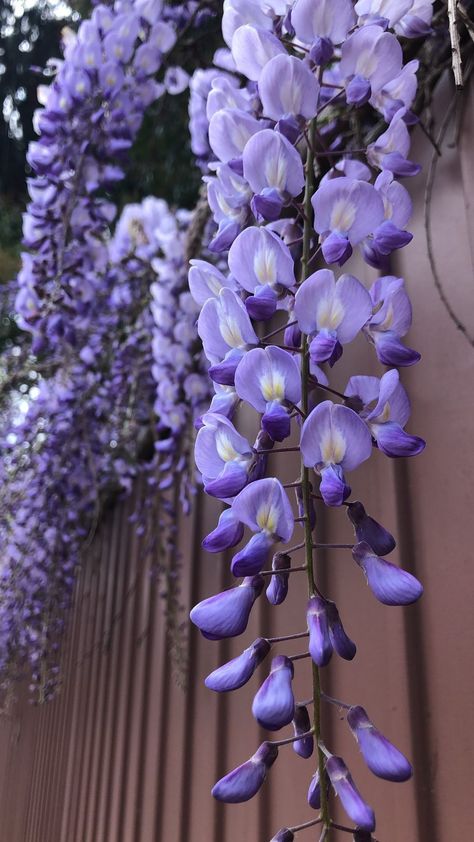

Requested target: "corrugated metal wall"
[{"left": 1, "top": 78, "right": 474, "bottom": 841}]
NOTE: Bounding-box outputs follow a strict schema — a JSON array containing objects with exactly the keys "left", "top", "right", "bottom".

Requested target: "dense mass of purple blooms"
[
  {"left": 0, "top": 0, "right": 444, "bottom": 833},
  {"left": 0, "top": 0, "right": 211, "bottom": 697},
  {"left": 189, "top": 0, "right": 432, "bottom": 837}
]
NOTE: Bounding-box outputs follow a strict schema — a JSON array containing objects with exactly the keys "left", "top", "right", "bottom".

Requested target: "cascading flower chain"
[{"left": 189, "top": 0, "right": 431, "bottom": 837}]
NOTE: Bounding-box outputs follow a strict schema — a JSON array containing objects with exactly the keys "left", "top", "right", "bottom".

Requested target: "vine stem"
[{"left": 300, "top": 117, "right": 331, "bottom": 835}]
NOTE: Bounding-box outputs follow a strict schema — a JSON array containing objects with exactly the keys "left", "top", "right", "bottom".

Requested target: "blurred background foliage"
[{"left": 0, "top": 0, "right": 222, "bottom": 284}]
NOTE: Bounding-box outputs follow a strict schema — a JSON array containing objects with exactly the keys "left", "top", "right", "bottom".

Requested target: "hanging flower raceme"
[{"left": 189, "top": 1, "right": 433, "bottom": 838}]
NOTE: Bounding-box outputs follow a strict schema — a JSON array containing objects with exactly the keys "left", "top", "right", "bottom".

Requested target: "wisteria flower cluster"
[
  {"left": 189, "top": 0, "right": 431, "bottom": 837},
  {"left": 0, "top": 0, "right": 215, "bottom": 696},
  {"left": 16, "top": 0, "right": 194, "bottom": 356}
]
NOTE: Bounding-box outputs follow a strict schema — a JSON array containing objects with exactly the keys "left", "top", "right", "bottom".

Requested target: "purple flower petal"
[
  {"left": 258, "top": 54, "right": 320, "bottom": 121},
  {"left": 252, "top": 655, "right": 295, "bottom": 730},
  {"left": 308, "top": 595, "right": 332, "bottom": 666},
  {"left": 190, "top": 575, "right": 264, "bottom": 639},
  {"left": 243, "top": 129, "right": 305, "bottom": 198},
  {"left": 266, "top": 551, "right": 291, "bottom": 605},
  {"left": 292, "top": 704, "right": 314, "bottom": 758},
  {"left": 232, "top": 478, "right": 294, "bottom": 542},
  {"left": 205, "top": 637, "right": 271, "bottom": 692},
  {"left": 347, "top": 705, "right": 413, "bottom": 782},
  {"left": 232, "top": 531, "right": 273, "bottom": 577},
  {"left": 346, "top": 501, "right": 396, "bottom": 556},
  {"left": 202, "top": 508, "right": 245, "bottom": 553},
  {"left": 352, "top": 542, "right": 423, "bottom": 606},
  {"left": 212, "top": 741, "right": 278, "bottom": 802},
  {"left": 326, "top": 755, "right": 376, "bottom": 832}
]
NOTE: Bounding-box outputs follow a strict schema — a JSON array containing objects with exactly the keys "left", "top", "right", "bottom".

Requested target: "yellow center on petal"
[
  {"left": 260, "top": 369, "right": 285, "bottom": 402},
  {"left": 220, "top": 315, "right": 246, "bottom": 348},
  {"left": 378, "top": 301, "right": 394, "bottom": 330},
  {"left": 256, "top": 502, "right": 278, "bottom": 533},
  {"left": 320, "top": 427, "right": 346, "bottom": 465},
  {"left": 215, "top": 430, "right": 240, "bottom": 463},
  {"left": 329, "top": 198, "right": 357, "bottom": 233},
  {"left": 378, "top": 401, "right": 391, "bottom": 423},
  {"left": 317, "top": 295, "right": 344, "bottom": 331}
]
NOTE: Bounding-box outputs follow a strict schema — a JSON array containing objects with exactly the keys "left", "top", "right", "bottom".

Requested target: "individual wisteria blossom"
[
  {"left": 190, "top": 575, "right": 265, "bottom": 639},
  {"left": 212, "top": 742, "right": 279, "bottom": 803},
  {"left": 252, "top": 655, "right": 295, "bottom": 730},
  {"left": 243, "top": 129, "right": 305, "bottom": 221},
  {"left": 326, "top": 755, "right": 376, "bottom": 832},
  {"left": 294, "top": 269, "right": 372, "bottom": 366},
  {"left": 365, "top": 275, "right": 421, "bottom": 366},
  {"left": 198, "top": 287, "right": 258, "bottom": 383},
  {"left": 188, "top": 0, "right": 434, "bottom": 836},
  {"left": 230, "top": 478, "right": 294, "bottom": 576},
  {"left": 367, "top": 108, "right": 421, "bottom": 177},
  {"left": 194, "top": 412, "right": 257, "bottom": 497},
  {"left": 312, "top": 177, "right": 385, "bottom": 265},
  {"left": 228, "top": 225, "right": 296, "bottom": 318},
  {"left": 346, "top": 369, "right": 426, "bottom": 457},
  {"left": 231, "top": 24, "right": 286, "bottom": 81},
  {"left": 340, "top": 24, "right": 403, "bottom": 106},
  {"left": 205, "top": 637, "right": 271, "bottom": 691},
  {"left": 258, "top": 54, "right": 320, "bottom": 122},
  {"left": 352, "top": 542, "right": 424, "bottom": 605},
  {"left": 301, "top": 401, "right": 373, "bottom": 506},
  {"left": 234, "top": 346, "right": 301, "bottom": 441},
  {"left": 347, "top": 705, "right": 412, "bottom": 782}
]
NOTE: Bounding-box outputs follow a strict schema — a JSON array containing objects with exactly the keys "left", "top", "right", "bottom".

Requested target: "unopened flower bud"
[
  {"left": 292, "top": 704, "right": 314, "bottom": 758},
  {"left": 326, "top": 755, "right": 375, "bottom": 832},
  {"left": 266, "top": 552, "right": 291, "bottom": 605},
  {"left": 212, "top": 741, "right": 278, "bottom": 803},
  {"left": 252, "top": 655, "right": 295, "bottom": 730},
  {"left": 205, "top": 637, "right": 271, "bottom": 692},
  {"left": 347, "top": 705, "right": 412, "bottom": 782},
  {"left": 352, "top": 542, "right": 423, "bottom": 606}
]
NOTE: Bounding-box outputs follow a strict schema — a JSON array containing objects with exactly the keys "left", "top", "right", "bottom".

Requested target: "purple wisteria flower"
[
  {"left": 205, "top": 637, "right": 271, "bottom": 691},
  {"left": 352, "top": 542, "right": 423, "bottom": 605},
  {"left": 202, "top": 508, "right": 244, "bottom": 552},
  {"left": 212, "top": 741, "right": 278, "bottom": 803},
  {"left": 198, "top": 288, "right": 258, "bottom": 383},
  {"left": 266, "top": 551, "right": 291, "bottom": 605},
  {"left": 362, "top": 171, "right": 413, "bottom": 268},
  {"left": 291, "top": 0, "right": 356, "bottom": 61},
  {"left": 209, "top": 107, "right": 263, "bottom": 163},
  {"left": 347, "top": 501, "right": 396, "bottom": 556},
  {"left": 258, "top": 54, "right": 320, "bottom": 121},
  {"left": 367, "top": 108, "right": 421, "bottom": 177},
  {"left": 194, "top": 412, "right": 257, "bottom": 498},
  {"left": 346, "top": 369, "right": 425, "bottom": 457},
  {"left": 365, "top": 275, "right": 421, "bottom": 366},
  {"left": 230, "top": 478, "right": 294, "bottom": 575},
  {"left": 252, "top": 654, "right": 295, "bottom": 730},
  {"left": 190, "top": 574, "right": 265, "bottom": 639},
  {"left": 228, "top": 225, "right": 296, "bottom": 319},
  {"left": 243, "top": 129, "right": 305, "bottom": 221},
  {"left": 292, "top": 704, "right": 314, "bottom": 758},
  {"left": 340, "top": 24, "right": 403, "bottom": 106},
  {"left": 231, "top": 24, "right": 286, "bottom": 81},
  {"left": 301, "top": 401, "right": 373, "bottom": 506},
  {"left": 326, "top": 755, "right": 376, "bottom": 832},
  {"left": 188, "top": 259, "right": 237, "bottom": 305},
  {"left": 308, "top": 595, "right": 356, "bottom": 665},
  {"left": 234, "top": 346, "right": 301, "bottom": 441},
  {"left": 347, "top": 705, "right": 413, "bottom": 782},
  {"left": 294, "top": 269, "right": 372, "bottom": 365},
  {"left": 312, "top": 178, "right": 385, "bottom": 265}
]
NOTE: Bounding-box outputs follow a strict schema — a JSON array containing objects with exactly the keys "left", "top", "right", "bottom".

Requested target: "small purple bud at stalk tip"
[
  {"left": 307, "top": 769, "right": 321, "bottom": 810},
  {"left": 190, "top": 575, "right": 264, "bottom": 639},
  {"left": 347, "top": 705, "right": 412, "bottom": 782}
]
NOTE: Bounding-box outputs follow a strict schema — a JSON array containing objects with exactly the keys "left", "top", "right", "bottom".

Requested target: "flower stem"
[{"left": 300, "top": 117, "right": 331, "bottom": 836}]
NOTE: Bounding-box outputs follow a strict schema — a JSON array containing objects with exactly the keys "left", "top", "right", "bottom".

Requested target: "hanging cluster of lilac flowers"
[
  {"left": 189, "top": 1, "right": 432, "bottom": 837},
  {"left": 0, "top": 0, "right": 215, "bottom": 696},
  {"left": 16, "top": 0, "right": 194, "bottom": 354},
  {"left": 0, "top": 192, "right": 206, "bottom": 698}
]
